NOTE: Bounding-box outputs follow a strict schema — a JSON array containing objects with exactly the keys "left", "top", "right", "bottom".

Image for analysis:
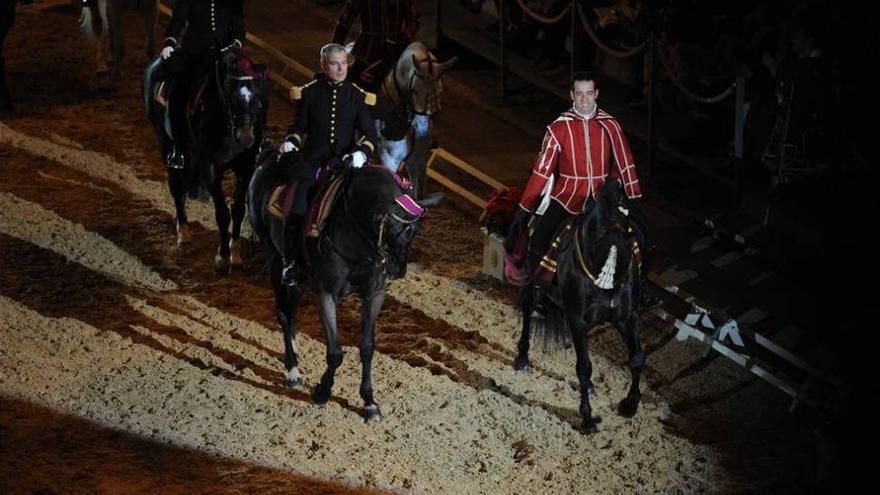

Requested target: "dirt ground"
[{"left": 1, "top": 3, "right": 819, "bottom": 494}]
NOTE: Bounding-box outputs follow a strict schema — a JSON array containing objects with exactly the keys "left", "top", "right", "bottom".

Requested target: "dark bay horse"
[
  {"left": 80, "top": 0, "right": 158, "bottom": 78},
  {"left": 514, "top": 178, "right": 645, "bottom": 434},
  {"left": 373, "top": 42, "right": 456, "bottom": 199},
  {"left": 144, "top": 47, "right": 267, "bottom": 271},
  {"left": 248, "top": 153, "right": 443, "bottom": 421}
]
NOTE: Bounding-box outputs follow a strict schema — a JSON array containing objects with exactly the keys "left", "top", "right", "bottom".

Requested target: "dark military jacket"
[
  {"left": 164, "top": 0, "right": 245, "bottom": 55},
  {"left": 285, "top": 74, "right": 378, "bottom": 165}
]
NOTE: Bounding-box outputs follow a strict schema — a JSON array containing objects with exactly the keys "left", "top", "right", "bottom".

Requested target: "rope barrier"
[
  {"left": 655, "top": 41, "right": 734, "bottom": 104},
  {"left": 513, "top": 0, "right": 571, "bottom": 25},
  {"left": 575, "top": 3, "right": 647, "bottom": 59}
]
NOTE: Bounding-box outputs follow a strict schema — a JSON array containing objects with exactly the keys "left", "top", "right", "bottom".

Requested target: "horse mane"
[
  {"left": 577, "top": 177, "right": 633, "bottom": 288},
  {"left": 222, "top": 47, "right": 266, "bottom": 79},
  {"left": 346, "top": 166, "right": 400, "bottom": 215}
]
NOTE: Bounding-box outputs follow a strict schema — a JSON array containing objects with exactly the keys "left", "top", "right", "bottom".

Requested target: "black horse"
[
  {"left": 1, "top": 0, "right": 16, "bottom": 113},
  {"left": 248, "top": 152, "right": 443, "bottom": 421},
  {"left": 513, "top": 177, "right": 645, "bottom": 434},
  {"left": 143, "top": 47, "right": 267, "bottom": 271}
]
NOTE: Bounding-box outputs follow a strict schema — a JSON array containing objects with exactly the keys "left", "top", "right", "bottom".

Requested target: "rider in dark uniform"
[
  {"left": 331, "top": 0, "right": 420, "bottom": 90},
  {"left": 276, "top": 43, "right": 378, "bottom": 286},
  {"left": 160, "top": 0, "right": 245, "bottom": 169}
]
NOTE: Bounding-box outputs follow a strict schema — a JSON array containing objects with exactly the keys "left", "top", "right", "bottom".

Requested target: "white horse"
[
  {"left": 373, "top": 42, "right": 456, "bottom": 198},
  {"left": 80, "top": 0, "right": 157, "bottom": 78}
]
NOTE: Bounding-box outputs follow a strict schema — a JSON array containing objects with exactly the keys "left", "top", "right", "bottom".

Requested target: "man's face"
[
  {"left": 570, "top": 80, "right": 599, "bottom": 115},
  {"left": 322, "top": 50, "right": 348, "bottom": 83}
]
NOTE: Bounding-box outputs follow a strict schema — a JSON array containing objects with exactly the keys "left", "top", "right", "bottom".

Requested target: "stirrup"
[
  {"left": 641, "top": 292, "right": 663, "bottom": 311},
  {"left": 166, "top": 150, "right": 185, "bottom": 170},
  {"left": 281, "top": 260, "right": 298, "bottom": 287}
]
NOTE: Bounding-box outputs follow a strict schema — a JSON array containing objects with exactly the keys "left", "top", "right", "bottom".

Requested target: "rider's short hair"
[
  {"left": 571, "top": 71, "right": 599, "bottom": 90},
  {"left": 320, "top": 43, "right": 348, "bottom": 65}
]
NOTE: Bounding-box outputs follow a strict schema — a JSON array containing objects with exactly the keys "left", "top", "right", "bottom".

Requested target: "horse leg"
[
  {"left": 312, "top": 291, "right": 343, "bottom": 405},
  {"left": 228, "top": 166, "right": 251, "bottom": 268},
  {"left": 408, "top": 133, "right": 433, "bottom": 200},
  {"left": 168, "top": 168, "right": 191, "bottom": 249},
  {"left": 106, "top": 1, "right": 123, "bottom": 79},
  {"left": 272, "top": 257, "right": 304, "bottom": 388},
  {"left": 359, "top": 289, "right": 385, "bottom": 422},
  {"left": 570, "top": 315, "right": 598, "bottom": 434},
  {"left": 210, "top": 169, "right": 232, "bottom": 273},
  {"left": 143, "top": 0, "right": 157, "bottom": 59},
  {"left": 513, "top": 285, "right": 534, "bottom": 372},
  {"left": 615, "top": 312, "right": 644, "bottom": 418}
]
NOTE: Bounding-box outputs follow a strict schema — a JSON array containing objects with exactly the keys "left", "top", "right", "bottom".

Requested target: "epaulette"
[
  {"left": 351, "top": 83, "right": 377, "bottom": 106},
  {"left": 289, "top": 79, "right": 317, "bottom": 101}
]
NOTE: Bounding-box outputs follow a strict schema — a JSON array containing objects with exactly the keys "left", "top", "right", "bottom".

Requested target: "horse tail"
[
  {"left": 247, "top": 150, "right": 278, "bottom": 246},
  {"left": 518, "top": 286, "right": 572, "bottom": 353},
  {"left": 142, "top": 57, "right": 161, "bottom": 119},
  {"left": 79, "top": 1, "right": 104, "bottom": 39}
]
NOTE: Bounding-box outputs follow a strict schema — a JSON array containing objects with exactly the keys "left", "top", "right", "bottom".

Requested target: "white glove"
[
  {"left": 161, "top": 46, "right": 175, "bottom": 60},
  {"left": 349, "top": 150, "right": 367, "bottom": 169},
  {"left": 279, "top": 141, "right": 297, "bottom": 154}
]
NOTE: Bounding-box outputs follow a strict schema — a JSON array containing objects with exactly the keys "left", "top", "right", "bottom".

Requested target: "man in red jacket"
[
  {"left": 512, "top": 71, "right": 657, "bottom": 310},
  {"left": 331, "top": 0, "right": 420, "bottom": 90}
]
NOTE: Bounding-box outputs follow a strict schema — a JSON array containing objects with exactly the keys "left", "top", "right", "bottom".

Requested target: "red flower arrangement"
[{"left": 481, "top": 186, "right": 523, "bottom": 236}]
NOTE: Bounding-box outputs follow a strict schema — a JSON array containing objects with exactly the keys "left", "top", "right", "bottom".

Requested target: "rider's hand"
[
  {"left": 279, "top": 141, "right": 297, "bottom": 154},
  {"left": 348, "top": 151, "right": 367, "bottom": 169},
  {"left": 161, "top": 46, "right": 175, "bottom": 60}
]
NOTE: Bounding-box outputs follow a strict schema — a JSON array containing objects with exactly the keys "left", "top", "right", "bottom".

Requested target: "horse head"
[
  {"left": 582, "top": 177, "right": 632, "bottom": 289},
  {"left": 345, "top": 167, "right": 444, "bottom": 278},
  {"left": 219, "top": 47, "right": 265, "bottom": 150},
  {"left": 396, "top": 42, "right": 457, "bottom": 139},
  {"left": 382, "top": 191, "right": 444, "bottom": 278}
]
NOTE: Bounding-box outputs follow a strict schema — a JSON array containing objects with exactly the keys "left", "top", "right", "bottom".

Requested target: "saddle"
[{"left": 505, "top": 217, "right": 643, "bottom": 288}]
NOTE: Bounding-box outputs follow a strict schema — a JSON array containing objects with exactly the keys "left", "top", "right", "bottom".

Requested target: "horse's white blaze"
[
  {"left": 597, "top": 245, "right": 617, "bottom": 289},
  {"left": 238, "top": 85, "right": 253, "bottom": 103}
]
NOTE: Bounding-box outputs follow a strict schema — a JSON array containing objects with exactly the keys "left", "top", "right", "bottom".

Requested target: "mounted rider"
[
  {"left": 275, "top": 43, "right": 379, "bottom": 286},
  {"left": 509, "top": 71, "right": 658, "bottom": 312},
  {"left": 331, "top": 0, "right": 420, "bottom": 90},
  {"left": 159, "top": 0, "right": 246, "bottom": 169}
]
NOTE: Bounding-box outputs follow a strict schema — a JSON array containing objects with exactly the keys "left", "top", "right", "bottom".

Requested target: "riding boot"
[
  {"left": 166, "top": 76, "right": 189, "bottom": 170},
  {"left": 638, "top": 247, "right": 662, "bottom": 310},
  {"left": 280, "top": 214, "right": 303, "bottom": 287}
]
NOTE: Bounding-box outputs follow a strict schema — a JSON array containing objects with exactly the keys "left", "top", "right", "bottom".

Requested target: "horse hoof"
[
  {"left": 617, "top": 396, "right": 640, "bottom": 418},
  {"left": 579, "top": 419, "right": 599, "bottom": 435},
  {"left": 229, "top": 239, "right": 243, "bottom": 267},
  {"left": 512, "top": 357, "right": 530, "bottom": 372},
  {"left": 285, "top": 377, "right": 304, "bottom": 389},
  {"left": 311, "top": 385, "right": 331, "bottom": 405},
  {"left": 215, "top": 254, "right": 231, "bottom": 274},
  {"left": 363, "top": 405, "right": 382, "bottom": 423},
  {"left": 176, "top": 223, "right": 192, "bottom": 248}
]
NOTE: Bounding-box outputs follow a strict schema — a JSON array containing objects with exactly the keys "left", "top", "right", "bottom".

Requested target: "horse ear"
[
  {"left": 417, "top": 192, "right": 445, "bottom": 209},
  {"left": 438, "top": 56, "right": 459, "bottom": 72}
]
